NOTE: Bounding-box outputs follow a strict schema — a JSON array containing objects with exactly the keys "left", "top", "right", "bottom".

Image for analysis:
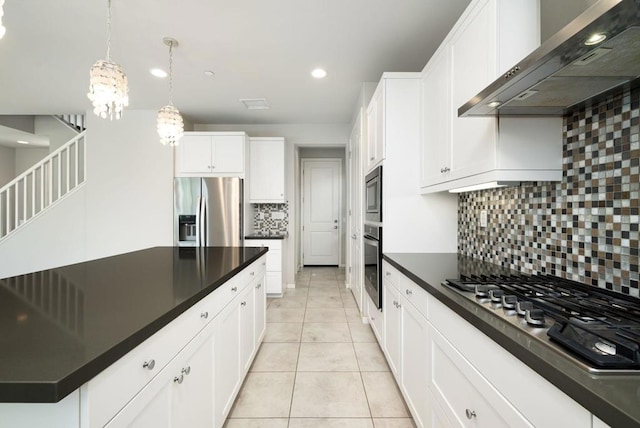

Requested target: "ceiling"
[{"left": 0, "top": 0, "right": 471, "bottom": 126}]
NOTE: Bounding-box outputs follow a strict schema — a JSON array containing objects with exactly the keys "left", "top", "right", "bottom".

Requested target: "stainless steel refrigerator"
[{"left": 174, "top": 177, "right": 244, "bottom": 247}]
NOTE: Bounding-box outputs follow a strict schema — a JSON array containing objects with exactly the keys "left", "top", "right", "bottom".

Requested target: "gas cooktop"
[{"left": 443, "top": 274, "right": 640, "bottom": 374}]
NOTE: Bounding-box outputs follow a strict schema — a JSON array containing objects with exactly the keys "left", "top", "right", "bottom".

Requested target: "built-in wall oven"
[
  {"left": 363, "top": 223, "right": 382, "bottom": 309},
  {"left": 365, "top": 166, "right": 382, "bottom": 224}
]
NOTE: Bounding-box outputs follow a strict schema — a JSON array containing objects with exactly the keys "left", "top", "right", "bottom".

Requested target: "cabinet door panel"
[
  {"left": 254, "top": 274, "right": 267, "bottom": 345},
  {"left": 180, "top": 136, "right": 212, "bottom": 174},
  {"left": 214, "top": 300, "right": 241, "bottom": 423},
  {"left": 450, "top": 0, "right": 497, "bottom": 178},
  {"left": 171, "top": 331, "right": 214, "bottom": 428},
  {"left": 401, "top": 299, "right": 429, "bottom": 428},
  {"left": 383, "top": 280, "right": 401, "bottom": 378},
  {"left": 430, "top": 325, "right": 532, "bottom": 428},
  {"left": 250, "top": 139, "right": 285, "bottom": 202},
  {"left": 105, "top": 370, "right": 173, "bottom": 428},
  {"left": 239, "top": 285, "right": 256, "bottom": 374},
  {"left": 421, "top": 49, "right": 451, "bottom": 187},
  {"left": 213, "top": 135, "right": 244, "bottom": 174}
]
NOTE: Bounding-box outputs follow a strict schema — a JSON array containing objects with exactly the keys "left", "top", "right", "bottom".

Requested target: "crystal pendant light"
[
  {"left": 0, "top": 0, "right": 7, "bottom": 40},
  {"left": 157, "top": 37, "right": 184, "bottom": 146},
  {"left": 87, "top": 0, "right": 129, "bottom": 120}
]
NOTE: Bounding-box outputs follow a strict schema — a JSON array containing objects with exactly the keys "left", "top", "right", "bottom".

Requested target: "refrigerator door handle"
[
  {"left": 201, "top": 197, "right": 207, "bottom": 246},
  {"left": 195, "top": 196, "right": 202, "bottom": 246}
]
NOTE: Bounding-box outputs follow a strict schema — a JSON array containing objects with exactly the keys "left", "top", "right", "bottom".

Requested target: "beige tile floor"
[{"left": 225, "top": 267, "right": 416, "bottom": 428}]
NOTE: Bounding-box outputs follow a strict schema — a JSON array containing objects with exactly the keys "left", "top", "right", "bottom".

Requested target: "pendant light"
[
  {"left": 0, "top": 0, "right": 7, "bottom": 40},
  {"left": 157, "top": 37, "right": 184, "bottom": 146},
  {"left": 87, "top": 0, "right": 129, "bottom": 120}
]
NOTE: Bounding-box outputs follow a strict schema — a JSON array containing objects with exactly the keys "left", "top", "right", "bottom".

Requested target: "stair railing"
[{"left": 0, "top": 131, "right": 87, "bottom": 241}]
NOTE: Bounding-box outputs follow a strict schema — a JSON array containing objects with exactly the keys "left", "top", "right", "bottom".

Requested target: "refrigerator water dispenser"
[{"left": 178, "top": 215, "right": 197, "bottom": 243}]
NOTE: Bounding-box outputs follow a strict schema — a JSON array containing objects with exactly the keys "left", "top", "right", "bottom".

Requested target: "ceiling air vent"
[{"left": 240, "top": 98, "right": 269, "bottom": 110}]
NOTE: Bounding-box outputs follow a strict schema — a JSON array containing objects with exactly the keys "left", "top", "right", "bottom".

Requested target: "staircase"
[
  {"left": 0, "top": 131, "right": 87, "bottom": 242},
  {"left": 54, "top": 114, "right": 86, "bottom": 133}
]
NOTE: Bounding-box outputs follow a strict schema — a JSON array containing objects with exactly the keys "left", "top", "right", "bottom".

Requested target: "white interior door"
[{"left": 302, "top": 159, "right": 341, "bottom": 266}]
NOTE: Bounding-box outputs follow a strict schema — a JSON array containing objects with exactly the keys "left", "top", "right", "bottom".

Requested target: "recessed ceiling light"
[
  {"left": 311, "top": 68, "right": 327, "bottom": 79},
  {"left": 150, "top": 68, "right": 168, "bottom": 78},
  {"left": 585, "top": 33, "right": 607, "bottom": 46},
  {"left": 16, "top": 140, "right": 30, "bottom": 145},
  {"left": 487, "top": 101, "right": 502, "bottom": 108},
  {"left": 204, "top": 70, "right": 215, "bottom": 77},
  {"left": 240, "top": 98, "right": 269, "bottom": 110}
]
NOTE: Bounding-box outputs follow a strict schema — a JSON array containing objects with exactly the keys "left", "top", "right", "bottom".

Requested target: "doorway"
[{"left": 301, "top": 158, "right": 342, "bottom": 266}]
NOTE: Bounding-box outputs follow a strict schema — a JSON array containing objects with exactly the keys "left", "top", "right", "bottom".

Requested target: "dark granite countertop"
[
  {"left": 383, "top": 253, "right": 640, "bottom": 428},
  {"left": 0, "top": 246, "right": 267, "bottom": 403},
  {"left": 245, "top": 233, "right": 287, "bottom": 240}
]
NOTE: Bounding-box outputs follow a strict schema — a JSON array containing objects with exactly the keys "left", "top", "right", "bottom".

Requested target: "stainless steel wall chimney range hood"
[{"left": 459, "top": 0, "right": 640, "bottom": 117}]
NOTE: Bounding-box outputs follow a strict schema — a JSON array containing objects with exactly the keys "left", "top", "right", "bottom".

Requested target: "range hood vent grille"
[{"left": 459, "top": 0, "right": 640, "bottom": 117}]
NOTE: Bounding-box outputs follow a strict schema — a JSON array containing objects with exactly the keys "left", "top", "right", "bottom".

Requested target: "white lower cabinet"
[
  {"left": 428, "top": 299, "right": 591, "bottom": 428},
  {"left": 106, "top": 324, "right": 215, "bottom": 428},
  {"left": 365, "top": 291, "right": 383, "bottom": 344},
  {"left": 254, "top": 273, "right": 267, "bottom": 345},
  {"left": 214, "top": 266, "right": 265, "bottom": 427},
  {"left": 81, "top": 256, "right": 266, "bottom": 428},
  {"left": 213, "top": 290, "right": 242, "bottom": 425},
  {"left": 248, "top": 240, "right": 283, "bottom": 295},
  {"left": 429, "top": 325, "right": 530, "bottom": 428},
  {"left": 383, "top": 279, "right": 402, "bottom": 378},
  {"left": 378, "top": 260, "right": 592, "bottom": 428},
  {"left": 239, "top": 282, "right": 256, "bottom": 374},
  {"left": 400, "top": 297, "right": 429, "bottom": 428},
  {"left": 382, "top": 266, "right": 429, "bottom": 428}
]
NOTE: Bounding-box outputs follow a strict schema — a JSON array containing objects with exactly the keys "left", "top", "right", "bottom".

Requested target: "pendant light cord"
[
  {"left": 168, "top": 41, "right": 174, "bottom": 105},
  {"left": 106, "top": 0, "right": 112, "bottom": 61}
]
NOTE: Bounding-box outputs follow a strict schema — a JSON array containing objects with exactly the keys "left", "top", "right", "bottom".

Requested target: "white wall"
[
  {"left": 0, "top": 145, "right": 15, "bottom": 187},
  {"left": 35, "top": 116, "right": 78, "bottom": 152},
  {"left": 0, "top": 187, "right": 88, "bottom": 277},
  {"left": 194, "top": 123, "right": 350, "bottom": 146},
  {"left": 84, "top": 110, "right": 174, "bottom": 260},
  {"left": 0, "top": 110, "right": 174, "bottom": 279},
  {"left": 14, "top": 147, "right": 49, "bottom": 175},
  {"left": 383, "top": 77, "right": 458, "bottom": 253}
]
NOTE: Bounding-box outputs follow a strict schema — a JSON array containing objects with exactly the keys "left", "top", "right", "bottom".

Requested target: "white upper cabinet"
[
  {"left": 421, "top": 0, "right": 563, "bottom": 193},
  {"left": 249, "top": 138, "right": 285, "bottom": 203},
  {"left": 366, "top": 86, "right": 385, "bottom": 172},
  {"left": 176, "top": 132, "right": 247, "bottom": 177}
]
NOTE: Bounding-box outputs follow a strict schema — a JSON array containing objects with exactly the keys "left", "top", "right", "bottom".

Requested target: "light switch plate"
[{"left": 480, "top": 210, "right": 488, "bottom": 228}]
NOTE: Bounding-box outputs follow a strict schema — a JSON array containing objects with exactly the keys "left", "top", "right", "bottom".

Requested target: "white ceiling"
[{"left": 0, "top": 0, "right": 470, "bottom": 126}]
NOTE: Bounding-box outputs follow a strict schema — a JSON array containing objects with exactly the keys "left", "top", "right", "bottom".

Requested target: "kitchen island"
[
  {"left": 0, "top": 246, "right": 268, "bottom": 427},
  {"left": 383, "top": 253, "right": 639, "bottom": 428}
]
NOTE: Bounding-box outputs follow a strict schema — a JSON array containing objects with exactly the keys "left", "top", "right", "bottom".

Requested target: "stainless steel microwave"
[{"left": 365, "top": 166, "right": 382, "bottom": 224}]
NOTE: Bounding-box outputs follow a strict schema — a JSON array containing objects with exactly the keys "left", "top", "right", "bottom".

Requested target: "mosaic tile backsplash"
[
  {"left": 253, "top": 203, "right": 289, "bottom": 234},
  {"left": 458, "top": 88, "right": 640, "bottom": 297}
]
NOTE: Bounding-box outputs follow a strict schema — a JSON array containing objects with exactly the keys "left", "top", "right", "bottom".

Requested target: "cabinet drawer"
[
  {"left": 223, "top": 258, "right": 264, "bottom": 297},
  {"left": 381, "top": 261, "right": 405, "bottom": 290},
  {"left": 85, "top": 305, "right": 203, "bottom": 427},
  {"left": 382, "top": 261, "right": 427, "bottom": 318},
  {"left": 429, "top": 325, "right": 532, "bottom": 428}
]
